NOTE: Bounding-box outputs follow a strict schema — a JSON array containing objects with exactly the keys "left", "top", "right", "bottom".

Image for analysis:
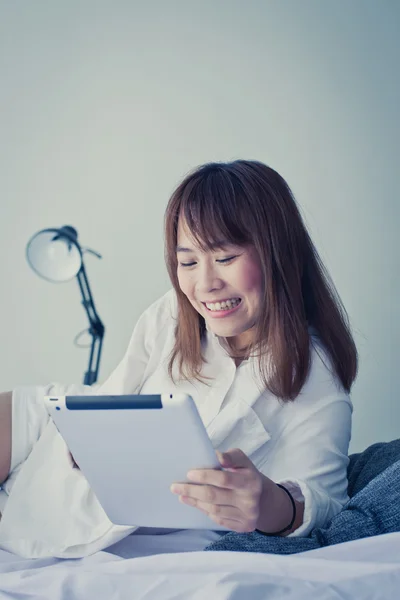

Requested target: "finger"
[
  {"left": 182, "top": 498, "right": 257, "bottom": 533},
  {"left": 186, "top": 468, "right": 251, "bottom": 490},
  {"left": 173, "top": 483, "right": 261, "bottom": 518},
  {"left": 171, "top": 483, "right": 233, "bottom": 505},
  {"left": 209, "top": 517, "right": 257, "bottom": 534},
  {"left": 218, "top": 448, "right": 255, "bottom": 470},
  {"left": 180, "top": 497, "right": 244, "bottom": 522}
]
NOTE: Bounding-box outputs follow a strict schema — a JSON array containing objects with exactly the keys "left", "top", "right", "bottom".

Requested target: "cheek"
[
  {"left": 239, "top": 265, "right": 263, "bottom": 293},
  {"left": 177, "top": 269, "right": 192, "bottom": 297}
]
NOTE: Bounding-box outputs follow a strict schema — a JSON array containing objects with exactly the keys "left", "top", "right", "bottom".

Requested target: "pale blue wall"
[{"left": 0, "top": 0, "right": 399, "bottom": 452}]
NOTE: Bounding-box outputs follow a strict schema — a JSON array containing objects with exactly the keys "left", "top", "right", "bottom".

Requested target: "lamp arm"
[{"left": 76, "top": 263, "right": 105, "bottom": 385}]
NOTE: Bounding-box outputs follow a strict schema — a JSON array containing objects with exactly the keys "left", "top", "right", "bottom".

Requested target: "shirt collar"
[
  {"left": 204, "top": 322, "right": 253, "bottom": 365},
  {"left": 204, "top": 319, "right": 218, "bottom": 339}
]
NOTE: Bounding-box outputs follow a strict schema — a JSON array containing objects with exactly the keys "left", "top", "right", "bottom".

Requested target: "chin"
[{"left": 208, "top": 324, "right": 242, "bottom": 337}]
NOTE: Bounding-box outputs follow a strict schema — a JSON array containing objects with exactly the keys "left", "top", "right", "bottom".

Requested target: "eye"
[
  {"left": 217, "top": 256, "right": 236, "bottom": 264},
  {"left": 179, "top": 261, "right": 197, "bottom": 268}
]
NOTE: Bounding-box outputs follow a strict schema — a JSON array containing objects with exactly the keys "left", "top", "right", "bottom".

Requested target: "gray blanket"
[{"left": 204, "top": 439, "right": 400, "bottom": 553}]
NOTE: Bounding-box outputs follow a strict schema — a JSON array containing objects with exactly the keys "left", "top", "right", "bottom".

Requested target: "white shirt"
[
  {"left": 96, "top": 289, "right": 353, "bottom": 536},
  {"left": 0, "top": 289, "right": 352, "bottom": 556}
]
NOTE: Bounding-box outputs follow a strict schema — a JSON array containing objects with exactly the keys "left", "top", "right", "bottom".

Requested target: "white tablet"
[{"left": 44, "top": 393, "right": 230, "bottom": 531}]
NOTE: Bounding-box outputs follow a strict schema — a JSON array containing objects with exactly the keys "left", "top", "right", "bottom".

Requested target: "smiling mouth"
[{"left": 202, "top": 298, "right": 242, "bottom": 312}]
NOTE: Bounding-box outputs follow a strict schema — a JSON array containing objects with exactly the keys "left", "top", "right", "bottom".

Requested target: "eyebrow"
[{"left": 176, "top": 241, "right": 230, "bottom": 253}]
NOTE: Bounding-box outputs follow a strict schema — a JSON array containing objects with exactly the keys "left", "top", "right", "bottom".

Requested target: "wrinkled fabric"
[
  {"left": 0, "top": 419, "right": 136, "bottom": 558},
  {"left": 205, "top": 439, "right": 400, "bottom": 553},
  {"left": 0, "top": 290, "right": 354, "bottom": 557}
]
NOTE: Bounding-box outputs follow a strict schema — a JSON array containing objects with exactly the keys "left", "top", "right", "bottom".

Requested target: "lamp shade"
[{"left": 26, "top": 226, "right": 83, "bottom": 283}]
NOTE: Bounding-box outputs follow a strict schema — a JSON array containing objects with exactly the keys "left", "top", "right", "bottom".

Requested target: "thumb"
[{"left": 217, "top": 448, "right": 254, "bottom": 470}]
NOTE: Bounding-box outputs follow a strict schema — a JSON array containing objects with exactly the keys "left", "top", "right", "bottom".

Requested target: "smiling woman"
[
  {"left": 176, "top": 226, "right": 263, "bottom": 357},
  {"left": 0, "top": 159, "right": 358, "bottom": 556},
  {"left": 164, "top": 161, "right": 357, "bottom": 398}
]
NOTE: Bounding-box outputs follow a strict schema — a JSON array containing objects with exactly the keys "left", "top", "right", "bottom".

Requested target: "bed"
[
  {"left": 1, "top": 435, "right": 399, "bottom": 598},
  {"left": 0, "top": 531, "right": 399, "bottom": 599}
]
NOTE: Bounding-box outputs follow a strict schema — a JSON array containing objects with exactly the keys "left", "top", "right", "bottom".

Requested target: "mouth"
[{"left": 202, "top": 297, "right": 242, "bottom": 317}]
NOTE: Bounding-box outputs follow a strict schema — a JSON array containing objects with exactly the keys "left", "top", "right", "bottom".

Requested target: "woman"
[{"left": 0, "top": 160, "right": 357, "bottom": 554}]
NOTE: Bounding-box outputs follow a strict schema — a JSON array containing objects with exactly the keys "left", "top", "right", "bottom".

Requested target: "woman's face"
[{"left": 176, "top": 219, "right": 263, "bottom": 349}]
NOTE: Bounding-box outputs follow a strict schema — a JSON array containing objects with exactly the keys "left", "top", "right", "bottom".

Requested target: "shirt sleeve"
[
  {"left": 257, "top": 345, "right": 353, "bottom": 537},
  {"left": 274, "top": 396, "right": 352, "bottom": 537},
  {"left": 94, "top": 297, "right": 161, "bottom": 395},
  {"left": 7, "top": 292, "right": 170, "bottom": 484},
  {"left": 7, "top": 382, "right": 99, "bottom": 482},
  {"left": 8, "top": 317, "right": 150, "bottom": 479}
]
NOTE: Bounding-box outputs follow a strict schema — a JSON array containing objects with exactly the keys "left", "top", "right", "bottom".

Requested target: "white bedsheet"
[{"left": 0, "top": 531, "right": 399, "bottom": 599}]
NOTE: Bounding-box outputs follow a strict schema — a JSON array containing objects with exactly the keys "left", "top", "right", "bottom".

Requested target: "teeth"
[{"left": 205, "top": 298, "right": 240, "bottom": 311}]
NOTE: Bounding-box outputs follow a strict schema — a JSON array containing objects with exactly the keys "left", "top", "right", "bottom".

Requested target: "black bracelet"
[{"left": 255, "top": 483, "right": 296, "bottom": 536}]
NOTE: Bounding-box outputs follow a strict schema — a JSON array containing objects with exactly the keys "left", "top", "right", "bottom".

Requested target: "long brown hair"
[{"left": 164, "top": 160, "right": 358, "bottom": 400}]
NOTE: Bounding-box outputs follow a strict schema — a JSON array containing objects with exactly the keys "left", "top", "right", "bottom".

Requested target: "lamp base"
[{"left": 84, "top": 371, "right": 98, "bottom": 386}]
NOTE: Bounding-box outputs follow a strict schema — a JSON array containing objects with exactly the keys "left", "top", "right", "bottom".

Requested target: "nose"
[{"left": 196, "top": 262, "right": 223, "bottom": 295}]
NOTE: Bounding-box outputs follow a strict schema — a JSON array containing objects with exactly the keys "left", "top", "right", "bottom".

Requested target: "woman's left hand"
[{"left": 170, "top": 448, "right": 270, "bottom": 532}]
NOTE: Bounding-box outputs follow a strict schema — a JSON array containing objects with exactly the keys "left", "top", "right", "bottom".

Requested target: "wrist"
[{"left": 256, "top": 477, "right": 297, "bottom": 535}]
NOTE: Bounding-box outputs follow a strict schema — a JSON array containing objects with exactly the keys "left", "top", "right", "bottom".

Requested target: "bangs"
[{"left": 178, "top": 166, "right": 252, "bottom": 251}]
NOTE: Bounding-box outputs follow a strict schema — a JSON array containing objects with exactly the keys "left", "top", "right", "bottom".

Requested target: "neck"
[{"left": 224, "top": 338, "right": 251, "bottom": 362}]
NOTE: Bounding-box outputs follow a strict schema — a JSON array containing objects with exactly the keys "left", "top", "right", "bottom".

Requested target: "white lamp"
[{"left": 26, "top": 226, "right": 105, "bottom": 384}]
